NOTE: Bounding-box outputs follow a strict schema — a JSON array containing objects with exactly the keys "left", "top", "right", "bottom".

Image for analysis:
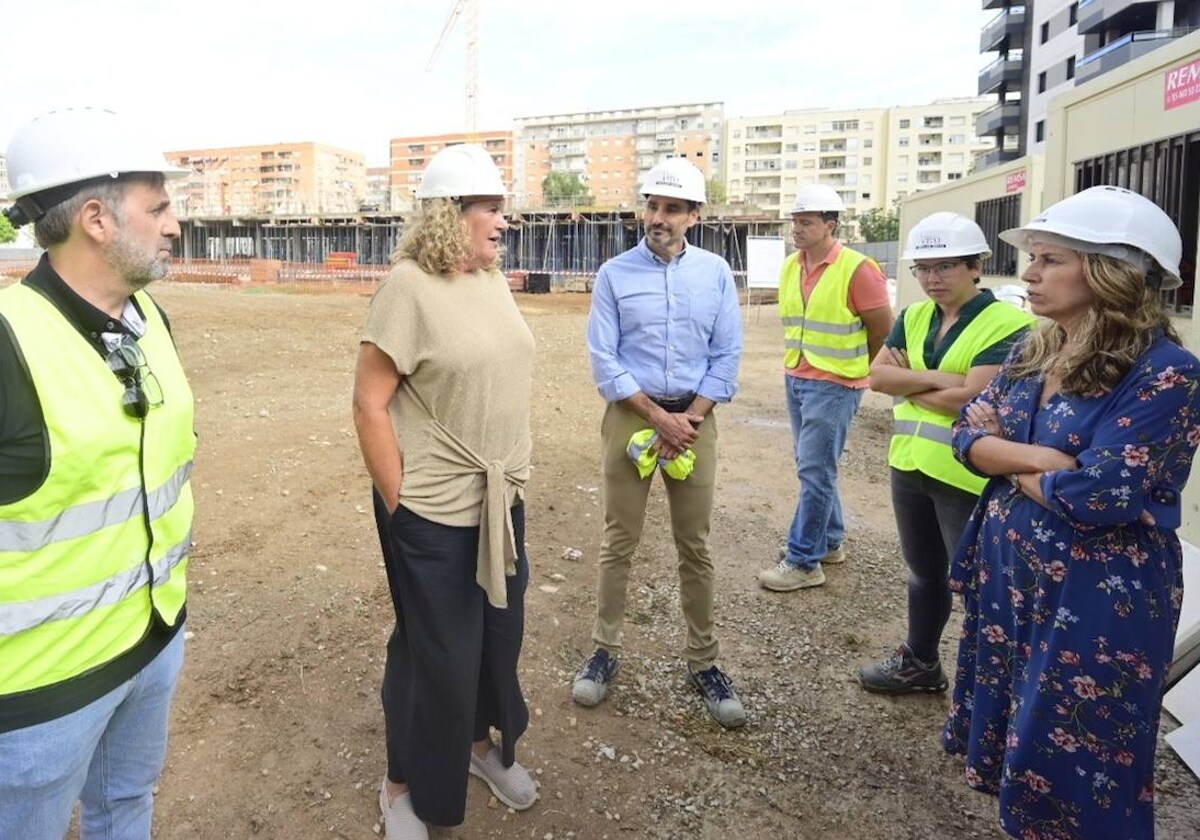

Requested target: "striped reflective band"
[
  {"left": 784, "top": 339, "right": 868, "bottom": 359},
  {"left": 0, "top": 462, "right": 192, "bottom": 552},
  {"left": 0, "top": 529, "right": 192, "bottom": 637},
  {"left": 893, "top": 419, "right": 953, "bottom": 445},
  {"left": 780, "top": 316, "right": 863, "bottom": 334}
]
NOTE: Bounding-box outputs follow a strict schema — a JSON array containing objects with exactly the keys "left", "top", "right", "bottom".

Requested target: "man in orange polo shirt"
[{"left": 759, "top": 185, "right": 893, "bottom": 592}]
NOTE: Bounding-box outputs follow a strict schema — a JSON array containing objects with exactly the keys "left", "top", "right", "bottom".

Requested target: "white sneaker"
[
  {"left": 469, "top": 747, "right": 538, "bottom": 810},
  {"left": 378, "top": 779, "right": 429, "bottom": 840},
  {"left": 758, "top": 560, "right": 826, "bottom": 592}
]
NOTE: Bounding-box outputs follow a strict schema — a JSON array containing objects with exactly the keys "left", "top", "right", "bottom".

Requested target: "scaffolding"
[{"left": 177, "top": 210, "right": 785, "bottom": 278}]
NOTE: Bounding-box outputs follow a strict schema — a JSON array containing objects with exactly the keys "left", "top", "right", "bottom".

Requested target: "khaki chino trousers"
[{"left": 592, "top": 400, "right": 720, "bottom": 669}]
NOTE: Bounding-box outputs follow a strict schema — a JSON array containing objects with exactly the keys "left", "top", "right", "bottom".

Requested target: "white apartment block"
[
  {"left": 723, "top": 98, "right": 996, "bottom": 224},
  {"left": 1029, "top": 2, "right": 1085, "bottom": 154},
  {"left": 512, "top": 103, "right": 723, "bottom": 209}
]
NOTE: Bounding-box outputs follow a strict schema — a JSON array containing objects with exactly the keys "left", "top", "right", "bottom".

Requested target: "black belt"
[{"left": 650, "top": 394, "right": 695, "bottom": 413}]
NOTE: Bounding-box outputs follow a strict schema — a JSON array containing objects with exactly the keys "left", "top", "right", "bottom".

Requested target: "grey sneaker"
[
  {"left": 858, "top": 645, "right": 948, "bottom": 695},
  {"left": 469, "top": 747, "right": 538, "bottom": 810},
  {"left": 378, "top": 779, "right": 429, "bottom": 840},
  {"left": 688, "top": 665, "right": 747, "bottom": 729},
  {"left": 758, "top": 560, "right": 826, "bottom": 591},
  {"left": 571, "top": 648, "right": 619, "bottom": 707},
  {"left": 778, "top": 544, "right": 845, "bottom": 564}
]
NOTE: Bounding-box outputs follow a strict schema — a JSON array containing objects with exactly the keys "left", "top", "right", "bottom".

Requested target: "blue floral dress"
[{"left": 942, "top": 333, "right": 1200, "bottom": 840}]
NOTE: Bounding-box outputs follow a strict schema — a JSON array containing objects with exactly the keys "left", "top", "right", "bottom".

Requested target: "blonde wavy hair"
[
  {"left": 1007, "top": 252, "right": 1182, "bottom": 395},
  {"left": 392, "top": 197, "right": 500, "bottom": 276}
]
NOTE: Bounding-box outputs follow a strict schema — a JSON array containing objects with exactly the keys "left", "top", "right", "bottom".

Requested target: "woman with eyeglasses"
[
  {"left": 352, "top": 145, "right": 535, "bottom": 839},
  {"left": 859, "top": 213, "right": 1034, "bottom": 696},
  {"left": 942, "top": 188, "right": 1200, "bottom": 840}
]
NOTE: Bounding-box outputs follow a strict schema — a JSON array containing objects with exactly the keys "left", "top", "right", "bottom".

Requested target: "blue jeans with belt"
[
  {"left": 0, "top": 627, "right": 185, "bottom": 840},
  {"left": 783, "top": 375, "right": 863, "bottom": 570}
]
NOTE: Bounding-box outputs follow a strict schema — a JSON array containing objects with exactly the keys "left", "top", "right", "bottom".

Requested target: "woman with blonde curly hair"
[
  {"left": 943, "top": 186, "right": 1200, "bottom": 840},
  {"left": 353, "top": 144, "right": 536, "bottom": 839}
]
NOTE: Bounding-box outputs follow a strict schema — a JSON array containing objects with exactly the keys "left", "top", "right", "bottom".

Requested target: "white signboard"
[{"left": 746, "top": 236, "right": 786, "bottom": 289}]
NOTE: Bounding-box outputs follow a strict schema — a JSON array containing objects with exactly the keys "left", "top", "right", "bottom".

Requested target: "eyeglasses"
[
  {"left": 105, "top": 336, "right": 163, "bottom": 419},
  {"left": 909, "top": 260, "right": 966, "bottom": 279}
]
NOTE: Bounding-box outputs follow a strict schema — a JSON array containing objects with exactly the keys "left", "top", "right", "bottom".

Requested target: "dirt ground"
[{"left": 110, "top": 282, "right": 1200, "bottom": 839}]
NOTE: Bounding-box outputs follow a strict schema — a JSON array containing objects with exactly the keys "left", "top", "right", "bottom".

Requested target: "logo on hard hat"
[
  {"left": 654, "top": 172, "right": 683, "bottom": 188},
  {"left": 918, "top": 235, "right": 947, "bottom": 249}
]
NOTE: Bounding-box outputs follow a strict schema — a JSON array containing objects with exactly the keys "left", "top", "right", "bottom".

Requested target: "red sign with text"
[
  {"left": 1005, "top": 170, "right": 1027, "bottom": 194},
  {"left": 1165, "top": 57, "right": 1200, "bottom": 111}
]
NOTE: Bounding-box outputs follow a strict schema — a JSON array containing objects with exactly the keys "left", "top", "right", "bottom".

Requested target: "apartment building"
[
  {"left": 977, "top": 0, "right": 1200, "bottom": 171},
  {"left": 389, "top": 130, "right": 514, "bottom": 211},
  {"left": 512, "top": 103, "right": 723, "bottom": 208},
  {"left": 363, "top": 166, "right": 391, "bottom": 212},
  {"left": 165, "top": 142, "right": 366, "bottom": 218},
  {"left": 1027, "top": 2, "right": 1085, "bottom": 155},
  {"left": 722, "top": 99, "right": 995, "bottom": 222},
  {"left": 978, "top": 0, "right": 1031, "bottom": 170}
]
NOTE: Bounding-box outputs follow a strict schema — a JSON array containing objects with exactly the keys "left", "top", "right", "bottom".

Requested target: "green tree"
[
  {"left": 541, "top": 172, "right": 592, "bottom": 207},
  {"left": 856, "top": 206, "right": 900, "bottom": 242},
  {"left": 705, "top": 177, "right": 727, "bottom": 205},
  {"left": 0, "top": 212, "right": 16, "bottom": 245}
]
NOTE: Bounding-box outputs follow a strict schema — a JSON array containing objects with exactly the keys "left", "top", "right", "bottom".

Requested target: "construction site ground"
[{"left": 65, "top": 283, "right": 1200, "bottom": 838}]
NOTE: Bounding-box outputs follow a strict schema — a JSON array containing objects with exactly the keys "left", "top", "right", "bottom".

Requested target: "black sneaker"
[
  {"left": 688, "top": 665, "right": 747, "bottom": 729},
  {"left": 572, "top": 648, "right": 619, "bottom": 707},
  {"left": 858, "top": 645, "right": 948, "bottom": 695}
]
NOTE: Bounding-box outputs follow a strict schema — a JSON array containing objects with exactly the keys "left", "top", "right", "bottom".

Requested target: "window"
[
  {"left": 950, "top": 115, "right": 966, "bottom": 126},
  {"left": 861, "top": 192, "right": 871, "bottom": 200},
  {"left": 947, "top": 172, "right": 962, "bottom": 181},
  {"left": 897, "top": 173, "right": 908, "bottom": 183},
  {"left": 785, "top": 143, "right": 798, "bottom": 152},
  {"left": 948, "top": 135, "right": 965, "bottom": 145},
  {"left": 1035, "top": 120, "right": 1045, "bottom": 143},
  {"left": 864, "top": 122, "right": 874, "bottom": 130},
  {"left": 1069, "top": 2, "right": 1078, "bottom": 26},
  {"left": 803, "top": 124, "right": 817, "bottom": 135},
  {"left": 976, "top": 194, "right": 1022, "bottom": 276},
  {"left": 1040, "top": 21, "right": 1049, "bottom": 44},
  {"left": 863, "top": 156, "right": 873, "bottom": 166},
  {"left": 1066, "top": 56, "right": 1076, "bottom": 80},
  {"left": 863, "top": 139, "right": 873, "bottom": 149},
  {"left": 899, "top": 119, "right": 910, "bottom": 129},
  {"left": 1038, "top": 71, "right": 1047, "bottom": 94},
  {"left": 1074, "top": 129, "right": 1200, "bottom": 313},
  {"left": 831, "top": 120, "right": 859, "bottom": 132},
  {"left": 899, "top": 137, "right": 910, "bottom": 147}
]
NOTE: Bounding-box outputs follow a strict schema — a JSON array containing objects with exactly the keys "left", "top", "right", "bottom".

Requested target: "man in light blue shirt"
[{"left": 571, "top": 158, "right": 746, "bottom": 729}]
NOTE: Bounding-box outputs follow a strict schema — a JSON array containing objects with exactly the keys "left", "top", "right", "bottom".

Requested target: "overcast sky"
[{"left": 5, "top": 1, "right": 995, "bottom": 166}]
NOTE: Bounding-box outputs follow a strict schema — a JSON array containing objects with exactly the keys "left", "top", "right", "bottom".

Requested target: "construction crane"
[{"left": 426, "top": 0, "right": 480, "bottom": 137}]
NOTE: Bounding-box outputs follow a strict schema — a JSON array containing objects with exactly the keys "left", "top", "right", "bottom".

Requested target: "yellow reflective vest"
[
  {"left": 0, "top": 284, "right": 195, "bottom": 697},
  {"left": 779, "top": 246, "right": 875, "bottom": 379},
  {"left": 889, "top": 297, "right": 1034, "bottom": 494}
]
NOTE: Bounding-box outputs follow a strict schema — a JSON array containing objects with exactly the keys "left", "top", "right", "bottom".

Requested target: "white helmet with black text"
[
  {"left": 999, "top": 186, "right": 1183, "bottom": 290},
  {"left": 640, "top": 158, "right": 706, "bottom": 205},
  {"left": 903, "top": 212, "right": 992, "bottom": 260}
]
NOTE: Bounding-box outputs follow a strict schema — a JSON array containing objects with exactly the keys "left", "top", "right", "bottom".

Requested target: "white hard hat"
[
  {"left": 999, "top": 186, "right": 1183, "bottom": 291},
  {"left": 903, "top": 212, "right": 992, "bottom": 260},
  {"left": 640, "top": 158, "right": 706, "bottom": 204},
  {"left": 414, "top": 143, "right": 508, "bottom": 200},
  {"left": 790, "top": 184, "right": 845, "bottom": 215},
  {"left": 4, "top": 108, "right": 189, "bottom": 224}
]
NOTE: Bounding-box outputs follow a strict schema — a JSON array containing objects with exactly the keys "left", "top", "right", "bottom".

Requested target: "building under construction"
[{"left": 176, "top": 209, "right": 786, "bottom": 279}]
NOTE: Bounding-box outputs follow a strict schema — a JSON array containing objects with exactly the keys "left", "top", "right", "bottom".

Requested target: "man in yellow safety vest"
[
  {"left": 0, "top": 108, "right": 195, "bottom": 839},
  {"left": 759, "top": 185, "right": 894, "bottom": 592}
]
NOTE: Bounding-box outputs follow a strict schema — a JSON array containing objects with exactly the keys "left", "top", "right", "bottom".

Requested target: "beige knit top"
[{"left": 362, "top": 259, "right": 535, "bottom": 608}]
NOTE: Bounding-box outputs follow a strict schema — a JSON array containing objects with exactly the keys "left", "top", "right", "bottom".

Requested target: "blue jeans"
[
  {"left": 784, "top": 375, "right": 863, "bottom": 570},
  {"left": 0, "top": 628, "right": 185, "bottom": 840}
]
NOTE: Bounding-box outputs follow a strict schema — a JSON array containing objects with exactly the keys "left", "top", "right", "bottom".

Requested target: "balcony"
[
  {"left": 1077, "top": 0, "right": 1153, "bottom": 36},
  {"left": 981, "top": 6, "right": 1026, "bottom": 53},
  {"left": 975, "top": 147, "right": 1023, "bottom": 171},
  {"left": 745, "top": 141, "right": 783, "bottom": 156},
  {"left": 1076, "top": 27, "right": 1198, "bottom": 84},
  {"left": 746, "top": 126, "right": 783, "bottom": 139},
  {"left": 975, "top": 100, "right": 1021, "bottom": 136},
  {"left": 978, "top": 55, "right": 1023, "bottom": 94}
]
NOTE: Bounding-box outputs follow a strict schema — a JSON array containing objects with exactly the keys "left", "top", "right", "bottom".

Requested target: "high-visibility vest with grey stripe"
[
  {"left": 778, "top": 246, "right": 874, "bottom": 378},
  {"left": 889, "top": 297, "right": 1034, "bottom": 495},
  {"left": 0, "top": 283, "right": 195, "bottom": 697}
]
